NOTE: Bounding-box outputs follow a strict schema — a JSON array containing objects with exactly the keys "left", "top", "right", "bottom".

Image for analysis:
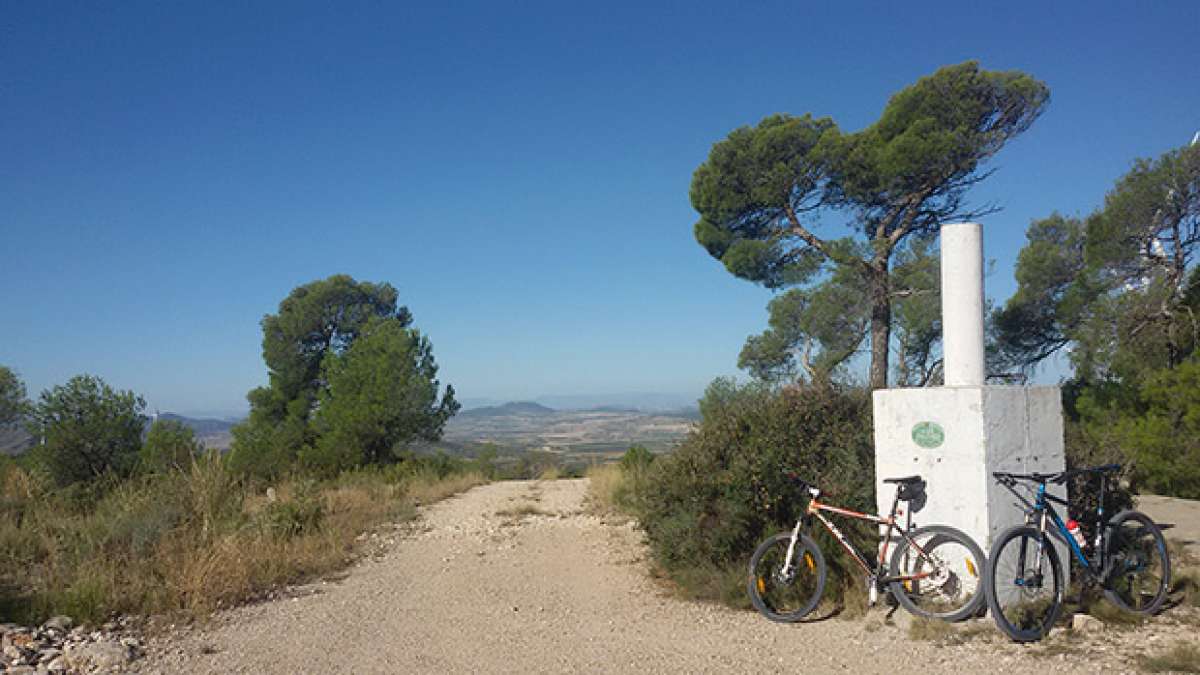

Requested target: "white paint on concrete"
[
  {"left": 872, "top": 220, "right": 1068, "bottom": 574},
  {"left": 873, "top": 386, "right": 1066, "bottom": 555},
  {"left": 940, "top": 223, "right": 986, "bottom": 387}
]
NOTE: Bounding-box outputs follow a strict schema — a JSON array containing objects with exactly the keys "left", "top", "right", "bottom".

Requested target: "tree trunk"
[{"left": 868, "top": 257, "right": 891, "bottom": 390}]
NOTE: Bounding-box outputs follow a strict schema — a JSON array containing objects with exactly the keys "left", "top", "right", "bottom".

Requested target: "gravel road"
[{"left": 135, "top": 479, "right": 1197, "bottom": 674}]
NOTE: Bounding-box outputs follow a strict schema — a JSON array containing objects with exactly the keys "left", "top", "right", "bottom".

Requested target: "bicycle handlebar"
[
  {"left": 992, "top": 463, "right": 1121, "bottom": 486},
  {"left": 784, "top": 471, "right": 821, "bottom": 497}
]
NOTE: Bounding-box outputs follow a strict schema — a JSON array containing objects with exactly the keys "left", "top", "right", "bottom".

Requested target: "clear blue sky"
[{"left": 3, "top": 1, "right": 1198, "bottom": 417}]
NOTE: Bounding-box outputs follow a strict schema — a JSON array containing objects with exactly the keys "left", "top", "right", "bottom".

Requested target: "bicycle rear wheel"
[
  {"left": 1103, "top": 510, "right": 1171, "bottom": 614},
  {"left": 888, "top": 525, "right": 986, "bottom": 621},
  {"left": 747, "top": 532, "right": 827, "bottom": 622},
  {"left": 985, "top": 525, "right": 1064, "bottom": 642}
]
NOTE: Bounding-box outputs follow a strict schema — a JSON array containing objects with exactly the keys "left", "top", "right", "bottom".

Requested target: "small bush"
[
  {"left": 30, "top": 375, "right": 146, "bottom": 486},
  {"left": 585, "top": 463, "right": 625, "bottom": 516},
  {"left": 254, "top": 481, "right": 324, "bottom": 540},
  {"left": 620, "top": 445, "right": 655, "bottom": 472},
  {"left": 140, "top": 419, "right": 203, "bottom": 474},
  {"left": 634, "top": 379, "right": 874, "bottom": 605}
]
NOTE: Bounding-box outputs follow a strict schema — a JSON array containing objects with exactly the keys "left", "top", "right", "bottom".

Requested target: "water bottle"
[{"left": 1067, "top": 519, "right": 1087, "bottom": 549}]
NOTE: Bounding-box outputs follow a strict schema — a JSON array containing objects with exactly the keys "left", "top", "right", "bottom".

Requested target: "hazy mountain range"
[
  {"left": 1, "top": 395, "right": 700, "bottom": 456},
  {"left": 459, "top": 392, "right": 699, "bottom": 413}
]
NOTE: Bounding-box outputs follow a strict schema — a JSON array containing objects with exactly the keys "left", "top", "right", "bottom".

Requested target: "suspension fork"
[
  {"left": 1015, "top": 487, "right": 1049, "bottom": 584},
  {"left": 1029, "top": 485, "right": 1049, "bottom": 580},
  {"left": 782, "top": 518, "right": 804, "bottom": 572}
]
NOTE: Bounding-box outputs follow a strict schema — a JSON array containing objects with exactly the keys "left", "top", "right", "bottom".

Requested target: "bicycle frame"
[
  {"left": 997, "top": 477, "right": 1107, "bottom": 579},
  {"left": 788, "top": 487, "right": 939, "bottom": 586}
]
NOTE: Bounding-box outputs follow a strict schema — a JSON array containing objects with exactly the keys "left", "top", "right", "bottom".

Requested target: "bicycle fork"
[
  {"left": 782, "top": 519, "right": 804, "bottom": 574},
  {"left": 1015, "top": 510, "right": 1049, "bottom": 587}
]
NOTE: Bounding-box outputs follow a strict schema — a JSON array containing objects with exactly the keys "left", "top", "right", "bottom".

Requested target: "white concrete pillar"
[
  {"left": 874, "top": 219, "right": 1066, "bottom": 560},
  {"left": 940, "top": 222, "right": 986, "bottom": 387}
]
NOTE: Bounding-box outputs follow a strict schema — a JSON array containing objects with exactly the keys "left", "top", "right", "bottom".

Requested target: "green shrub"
[
  {"left": 30, "top": 375, "right": 146, "bottom": 486},
  {"left": 255, "top": 480, "right": 324, "bottom": 540},
  {"left": 620, "top": 445, "right": 655, "bottom": 472},
  {"left": 634, "top": 378, "right": 874, "bottom": 604},
  {"left": 140, "top": 419, "right": 204, "bottom": 474}
]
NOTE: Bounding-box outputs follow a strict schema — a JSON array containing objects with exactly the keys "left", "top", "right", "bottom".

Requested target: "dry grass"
[
  {"left": 1087, "top": 598, "right": 1146, "bottom": 627},
  {"left": 0, "top": 457, "right": 487, "bottom": 625},
  {"left": 907, "top": 615, "right": 997, "bottom": 646},
  {"left": 1030, "top": 632, "right": 1088, "bottom": 659},
  {"left": 1168, "top": 539, "right": 1199, "bottom": 568},
  {"left": 404, "top": 471, "right": 487, "bottom": 506},
  {"left": 1139, "top": 641, "right": 1200, "bottom": 673},
  {"left": 907, "top": 616, "right": 956, "bottom": 642},
  {"left": 1172, "top": 568, "right": 1200, "bottom": 608},
  {"left": 584, "top": 463, "right": 625, "bottom": 516},
  {"left": 834, "top": 577, "right": 869, "bottom": 621},
  {"left": 536, "top": 467, "right": 561, "bottom": 481}
]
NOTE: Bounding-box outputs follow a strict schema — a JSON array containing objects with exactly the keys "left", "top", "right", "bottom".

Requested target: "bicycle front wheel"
[
  {"left": 747, "top": 532, "right": 827, "bottom": 622},
  {"left": 985, "top": 525, "right": 1064, "bottom": 642},
  {"left": 1103, "top": 509, "right": 1171, "bottom": 614},
  {"left": 888, "top": 525, "right": 986, "bottom": 622}
]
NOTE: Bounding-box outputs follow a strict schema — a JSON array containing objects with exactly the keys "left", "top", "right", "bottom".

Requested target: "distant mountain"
[
  {"left": 458, "top": 401, "right": 556, "bottom": 418},
  {"left": 157, "top": 413, "right": 238, "bottom": 436},
  {"left": 585, "top": 405, "right": 642, "bottom": 414},
  {"left": 533, "top": 393, "right": 698, "bottom": 412},
  {"left": 458, "top": 397, "right": 502, "bottom": 410}
]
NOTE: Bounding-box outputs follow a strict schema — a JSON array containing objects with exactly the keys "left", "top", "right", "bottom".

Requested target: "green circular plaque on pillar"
[{"left": 911, "top": 421, "right": 944, "bottom": 449}]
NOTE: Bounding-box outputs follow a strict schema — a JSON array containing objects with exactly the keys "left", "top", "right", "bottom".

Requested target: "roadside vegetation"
[
  {"left": 590, "top": 381, "right": 874, "bottom": 609},
  {"left": 0, "top": 275, "right": 486, "bottom": 626},
  {"left": 0, "top": 451, "right": 487, "bottom": 625}
]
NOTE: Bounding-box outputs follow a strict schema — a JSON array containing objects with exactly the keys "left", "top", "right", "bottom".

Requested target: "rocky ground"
[
  {"left": 9, "top": 480, "right": 1198, "bottom": 674},
  {"left": 116, "top": 479, "right": 1197, "bottom": 674},
  {"left": 1, "top": 616, "right": 143, "bottom": 674}
]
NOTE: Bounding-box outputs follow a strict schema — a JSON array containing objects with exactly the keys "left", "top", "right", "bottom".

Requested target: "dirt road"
[
  {"left": 135, "top": 480, "right": 1194, "bottom": 674},
  {"left": 1139, "top": 494, "right": 1200, "bottom": 557}
]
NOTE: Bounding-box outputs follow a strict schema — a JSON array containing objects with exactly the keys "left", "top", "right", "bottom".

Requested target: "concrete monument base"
[{"left": 872, "top": 385, "right": 1066, "bottom": 553}]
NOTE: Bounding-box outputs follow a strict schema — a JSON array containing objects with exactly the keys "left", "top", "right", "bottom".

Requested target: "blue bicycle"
[{"left": 984, "top": 464, "right": 1171, "bottom": 642}]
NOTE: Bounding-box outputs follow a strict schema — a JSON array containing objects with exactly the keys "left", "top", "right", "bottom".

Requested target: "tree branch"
[{"left": 782, "top": 203, "right": 834, "bottom": 261}]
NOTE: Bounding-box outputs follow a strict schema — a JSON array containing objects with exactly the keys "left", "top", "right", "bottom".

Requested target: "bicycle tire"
[
  {"left": 888, "top": 524, "right": 986, "bottom": 622},
  {"left": 747, "top": 532, "right": 827, "bottom": 622},
  {"left": 985, "top": 525, "right": 1064, "bottom": 642},
  {"left": 1102, "top": 509, "right": 1171, "bottom": 614}
]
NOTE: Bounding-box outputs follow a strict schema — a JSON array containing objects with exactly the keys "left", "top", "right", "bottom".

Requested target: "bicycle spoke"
[
  {"left": 748, "top": 534, "right": 825, "bottom": 622},
  {"left": 1105, "top": 516, "right": 1169, "bottom": 614},
  {"left": 890, "top": 526, "right": 985, "bottom": 621},
  {"left": 989, "top": 529, "right": 1061, "bottom": 639}
]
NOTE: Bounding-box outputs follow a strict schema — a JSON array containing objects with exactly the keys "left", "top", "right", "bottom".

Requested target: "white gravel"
[{"left": 132, "top": 479, "right": 1198, "bottom": 674}]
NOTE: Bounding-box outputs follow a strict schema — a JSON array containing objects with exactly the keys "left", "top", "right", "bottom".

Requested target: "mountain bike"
[
  {"left": 748, "top": 473, "right": 986, "bottom": 623},
  {"left": 985, "top": 464, "right": 1171, "bottom": 642}
]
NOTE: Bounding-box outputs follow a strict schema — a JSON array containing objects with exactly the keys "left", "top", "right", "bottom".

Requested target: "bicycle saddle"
[{"left": 883, "top": 475, "right": 923, "bottom": 484}]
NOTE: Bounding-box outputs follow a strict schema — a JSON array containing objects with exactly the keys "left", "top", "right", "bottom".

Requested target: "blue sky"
[{"left": 3, "top": 1, "right": 1198, "bottom": 417}]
